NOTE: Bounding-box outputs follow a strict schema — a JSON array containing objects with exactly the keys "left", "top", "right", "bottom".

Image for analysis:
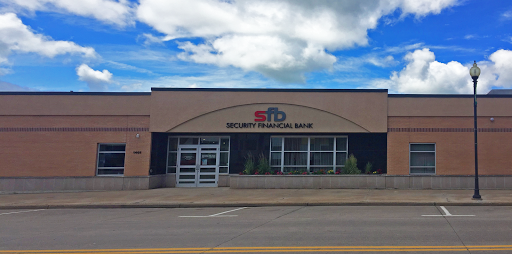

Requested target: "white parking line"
[
  {"left": 422, "top": 206, "right": 475, "bottom": 217},
  {"left": 0, "top": 209, "right": 45, "bottom": 216},
  {"left": 180, "top": 207, "right": 248, "bottom": 218}
]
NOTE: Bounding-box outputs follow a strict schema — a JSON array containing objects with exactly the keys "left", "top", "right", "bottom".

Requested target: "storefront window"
[
  {"left": 97, "top": 143, "right": 125, "bottom": 175},
  {"left": 271, "top": 136, "right": 347, "bottom": 173}
]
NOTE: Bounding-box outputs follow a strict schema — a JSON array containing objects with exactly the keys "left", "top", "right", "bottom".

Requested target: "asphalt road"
[{"left": 1, "top": 206, "right": 512, "bottom": 253}]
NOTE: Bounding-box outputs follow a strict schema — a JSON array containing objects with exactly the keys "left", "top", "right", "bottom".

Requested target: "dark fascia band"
[
  {"left": 0, "top": 92, "right": 151, "bottom": 96},
  {"left": 151, "top": 88, "right": 389, "bottom": 93},
  {"left": 389, "top": 94, "right": 512, "bottom": 98}
]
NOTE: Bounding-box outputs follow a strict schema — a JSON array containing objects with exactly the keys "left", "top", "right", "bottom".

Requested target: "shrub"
[
  {"left": 364, "top": 161, "right": 373, "bottom": 174},
  {"left": 243, "top": 153, "right": 256, "bottom": 175},
  {"left": 257, "top": 154, "right": 271, "bottom": 175},
  {"left": 342, "top": 154, "right": 361, "bottom": 174}
]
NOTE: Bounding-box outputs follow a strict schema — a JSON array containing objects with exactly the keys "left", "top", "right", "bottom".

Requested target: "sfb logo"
[{"left": 254, "top": 107, "right": 286, "bottom": 122}]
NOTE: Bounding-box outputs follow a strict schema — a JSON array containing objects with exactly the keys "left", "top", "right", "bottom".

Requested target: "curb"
[{"left": 1, "top": 202, "right": 511, "bottom": 209}]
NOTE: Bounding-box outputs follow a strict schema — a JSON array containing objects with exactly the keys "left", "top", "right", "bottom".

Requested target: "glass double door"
[{"left": 177, "top": 145, "right": 219, "bottom": 187}]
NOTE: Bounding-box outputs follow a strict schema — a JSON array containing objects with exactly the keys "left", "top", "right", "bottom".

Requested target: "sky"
[{"left": 0, "top": 0, "right": 511, "bottom": 94}]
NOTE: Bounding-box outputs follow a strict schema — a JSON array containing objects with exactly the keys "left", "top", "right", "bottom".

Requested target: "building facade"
[{"left": 1, "top": 88, "right": 511, "bottom": 191}]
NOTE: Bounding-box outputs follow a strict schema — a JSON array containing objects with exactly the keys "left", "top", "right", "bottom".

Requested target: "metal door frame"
[{"left": 175, "top": 137, "right": 223, "bottom": 187}]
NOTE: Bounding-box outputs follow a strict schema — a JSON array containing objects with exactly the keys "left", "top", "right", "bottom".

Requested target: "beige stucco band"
[{"left": 166, "top": 103, "right": 371, "bottom": 133}]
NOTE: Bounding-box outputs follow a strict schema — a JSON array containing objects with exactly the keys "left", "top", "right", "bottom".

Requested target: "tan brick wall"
[
  {"left": 388, "top": 116, "right": 512, "bottom": 175},
  {"left": 0, "top": 116, "right": 150, "bottom": 177}
]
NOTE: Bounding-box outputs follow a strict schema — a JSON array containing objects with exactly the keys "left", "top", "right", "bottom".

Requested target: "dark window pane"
[
  {"left": 97, "top": 168, "right": 124, "bottom": 175},
  {"left": 284, "top": 138, "right": 308, "bottom": 151},
  {"left": 180, "top": 153, "right": 196, "bottom": 165},
  {"left": 410, "top": 167, "right": 435, "bottom": 174},
  {"left": 99, "top": 144, "right": 125, "bottom": 152},
  {"left": 310, "top": 152, "right": 334, "bottom": 165},
  {"left": 219, "top": 167, "right": 228, "bottom": 174},
  {"left": 220, "top": 152, "right": 229, "bottom": 166},
  {"left": 336, "top": 138, "right": 347, "bottom": 151},
  {"left": 220, "top": 138, "right": 230, "bottom": 151},
  {"left": 410, "top": 144, "right": 435, "bottom": 151},
  {"left": 271, "top": 137, "right": 282, "bottom": 151},
  {"left": 168, "top": 152, "right": 177, "bottom": 166},
  {"left": 98, "top": 153, "right": 125, "bottom": 168},
  {"left": 271, "top": 152, "right": 281, "bottom": 166},
  {"left": 200, "top": 137, "right": 219, "bottom": 144},
  {"left": 410, "top": 152, "right": 435, "bottom": 166},
  {"left": 167, "top": 167, "right": 176, "bottom": 173},
  {"left": 180, "top": 138, "right": 198, "bottom": 145},
  {"left": 168, "top": 138, "right": 178, "bottom": 151},
  {"left": 310, "top": 138, "right": 334, "bottom": 151},
  {"left": 336, "top": 152, "right": 347, "bottom": 166},
  {"left": 200, "top": 168, "right": 216, "bottom": 173},
  {"left": 284, "top": 152, "right": 307, "bottom": 165},
  {"left": 200, "top": 153, "right": 216, "bottom": 165}
]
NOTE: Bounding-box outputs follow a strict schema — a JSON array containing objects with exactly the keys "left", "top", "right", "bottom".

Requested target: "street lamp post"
[{"left": 470, "top": 61, "right": 481, "bottom": 200}]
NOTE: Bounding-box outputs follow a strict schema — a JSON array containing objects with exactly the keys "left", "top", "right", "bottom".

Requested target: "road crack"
[
  {"left": 436, "top": 206, "right": 472, "bottom": 254},
  {"left": 208, "top": 206, "right": 306, "bottom": 252}
]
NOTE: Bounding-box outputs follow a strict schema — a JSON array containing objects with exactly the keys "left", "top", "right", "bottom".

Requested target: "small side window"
[
  {"left": 97, "top": 143, "right": 126, "bottom": 175},
  {"left": 410, "top": 143, "right": 435, "bottom": 174}
]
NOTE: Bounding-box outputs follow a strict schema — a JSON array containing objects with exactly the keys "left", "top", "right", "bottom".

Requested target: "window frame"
[
  {"left": 409, "top": 143, "right": 436, "bottom": 175},
  {"left": 270, "top": 136, "right": 348, "bottom": 173},
  {"left": 96, "top": 143, "right": 126, "bottom": 176}
]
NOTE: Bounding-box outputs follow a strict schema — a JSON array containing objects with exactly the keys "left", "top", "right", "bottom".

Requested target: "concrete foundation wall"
[
  {"left": 0, "top": 175, "right": 176, "bottom": 193},
  {"left": 230, "top": 175, "right": 512, "bottom": 189}
]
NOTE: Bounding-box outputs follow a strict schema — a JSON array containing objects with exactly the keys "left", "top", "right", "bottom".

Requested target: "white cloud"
[
  {"left": 137, "top": 33, "right": 164, "bottom": 46},
  {"left": 370, "top": 48, "right": 512, "bottom": 94},
  {"left": 136, "top": 0, "right": 458, "bottom": 83},
  {"left": 117, "top": 68, "right": 288, "bottom": 92},
  {"left": 0, "top": 13, "right": 96, "bottom": 64},
  {"left": 464, "top": 34, "right": 475, "bottom": 39},
  {"left": 502, "top": 9, "right": 512, "bottom": 20},
  {"left": 488, "top": 49, "right": 512, "bottom": 89},
  {"left": 2, "top": 0, "right": 134, "bottom": 26},
  {"left": 76, "top": 63, "right": 113, "bottom": 91},
  {"left": 106, "top": 60, "right": 154, "bottom": 74}
]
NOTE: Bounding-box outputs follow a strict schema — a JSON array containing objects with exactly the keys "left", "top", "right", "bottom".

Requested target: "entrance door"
[{"left": 176, "top": 145, "right": 219, "bottom": 187}]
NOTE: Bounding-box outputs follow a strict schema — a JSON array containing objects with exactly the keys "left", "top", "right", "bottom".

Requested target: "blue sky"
[{"left": 0, "top": 0, "right": 511, "bottom": 93}]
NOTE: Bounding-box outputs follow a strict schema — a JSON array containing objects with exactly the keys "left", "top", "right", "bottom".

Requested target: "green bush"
[
  {"left": 364, "top": 161, "right": 373, "bottom": 174},
  {"left": 243, "top": 153, "right": 256, "bottom": 175},
  {"left": 342, "top": 154, "right": 361, "bottom": 174},
  {"left": 257, "top": 154, "right": 271, "bottom": 174}
]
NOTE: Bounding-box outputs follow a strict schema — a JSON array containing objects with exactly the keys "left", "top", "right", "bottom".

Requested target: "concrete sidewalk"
[{"left": 1, "top": 188, "right": 512, "bottom": 209}]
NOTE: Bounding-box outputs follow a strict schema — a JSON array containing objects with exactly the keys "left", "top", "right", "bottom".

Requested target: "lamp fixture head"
[{"left": 470, "top": 61, "right": 481, "bottom": 79}]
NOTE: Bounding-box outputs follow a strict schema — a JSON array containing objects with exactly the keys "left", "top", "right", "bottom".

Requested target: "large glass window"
[
  {"left": 97, "top": 144, "right": 125, "bottom": 175},
  {"left": 271, "top": 136, "right": 348, "bottom": 173},
  {"left": 410, "top": 143, "right": 436, "bottom": 174}
]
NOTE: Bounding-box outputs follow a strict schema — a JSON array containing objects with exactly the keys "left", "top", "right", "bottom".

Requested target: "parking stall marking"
[
  {"left": 179, "top": 207, "right": 248, "bottom": 218},
  {"left": 422, "top": 206, "right": 475, "bottom": 217},
  {"left": 0, "top": 209, "right": 45, "bottom": 216}
]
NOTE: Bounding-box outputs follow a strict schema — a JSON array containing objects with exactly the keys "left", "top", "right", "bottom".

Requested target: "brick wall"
[
  {"left": 388, "top": 116, "right": 512, "bottom": 175},
  {"left": 0, "top": 116, "right": 151, "bottom": 177}
]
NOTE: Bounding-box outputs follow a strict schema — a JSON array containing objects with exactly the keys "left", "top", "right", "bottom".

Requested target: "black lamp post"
[{"left": 470, "top": 61, "right": 481, "bottom": 200}]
